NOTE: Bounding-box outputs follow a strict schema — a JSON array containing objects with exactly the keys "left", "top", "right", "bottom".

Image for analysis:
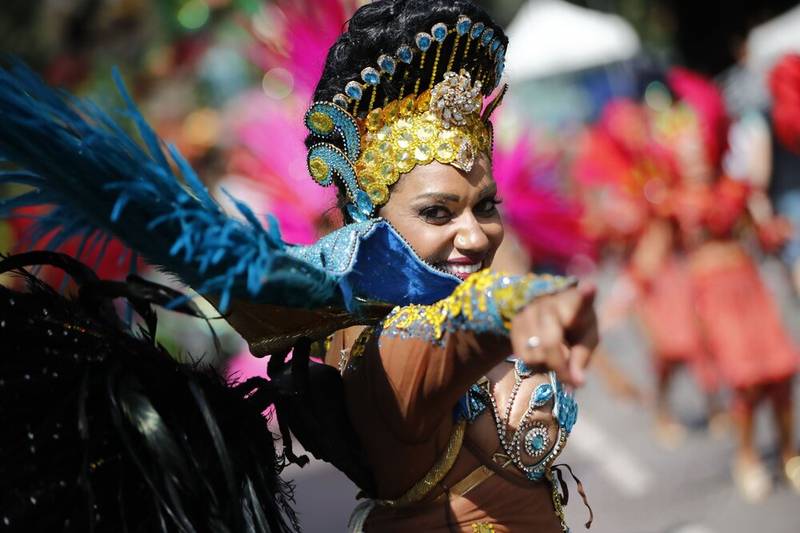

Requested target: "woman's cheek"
[
  {"left": 488, "top": 220, "right": 505, "bottom": 250},
  {"left": 415, "top": 222, "right": 455, "bottom": 262}
]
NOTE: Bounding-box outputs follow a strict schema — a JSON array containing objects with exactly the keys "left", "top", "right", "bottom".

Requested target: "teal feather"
[{"left": 0, "top": 61, "right": 340, "bottom": 312}]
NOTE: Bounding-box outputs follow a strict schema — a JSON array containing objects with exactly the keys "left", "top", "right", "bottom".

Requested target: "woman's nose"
[{"left": 454, "top": 215, "right": 490, "bottom": 255}]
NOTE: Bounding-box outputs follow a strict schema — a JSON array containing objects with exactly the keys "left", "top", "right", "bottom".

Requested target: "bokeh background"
[{"left": 2, "top": 1, "right": 800, "bottom": 532}]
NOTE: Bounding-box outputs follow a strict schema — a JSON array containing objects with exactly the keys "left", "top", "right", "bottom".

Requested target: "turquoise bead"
[{"left": 456, "top": 16, "right": 472, "bottom": 36}]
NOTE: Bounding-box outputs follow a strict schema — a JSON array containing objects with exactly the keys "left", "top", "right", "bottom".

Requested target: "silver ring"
[{"left": 526, "top": 335, "right": 541, "bottom": 349}]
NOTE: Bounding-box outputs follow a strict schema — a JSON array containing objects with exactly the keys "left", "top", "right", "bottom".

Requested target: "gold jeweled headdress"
[{"left": 304, "top": 14, "right": 507, "bottom": 222}]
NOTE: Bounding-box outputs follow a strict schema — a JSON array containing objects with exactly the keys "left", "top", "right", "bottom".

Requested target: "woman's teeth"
[{"left": 442, "top": 262, "right": 481, "bottom": 276}]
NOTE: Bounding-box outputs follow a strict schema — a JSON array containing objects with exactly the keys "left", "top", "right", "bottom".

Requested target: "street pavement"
[{"left": 283, "top": 258, "right": 800, "bottom": 532}]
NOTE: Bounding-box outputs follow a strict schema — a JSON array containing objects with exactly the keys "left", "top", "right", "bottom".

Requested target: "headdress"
[{"left": 304, "top": 14, "right": 508, "bottom": 222}]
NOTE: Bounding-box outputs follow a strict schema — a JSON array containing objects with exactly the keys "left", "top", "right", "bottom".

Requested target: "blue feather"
[{"left": 0, "top": 61, "right": 340, "bottom": 311}]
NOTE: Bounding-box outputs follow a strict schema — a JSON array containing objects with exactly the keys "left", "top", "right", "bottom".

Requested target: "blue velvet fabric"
[{"left": 287, "top": 219, "right": 459, "bottom": 310}]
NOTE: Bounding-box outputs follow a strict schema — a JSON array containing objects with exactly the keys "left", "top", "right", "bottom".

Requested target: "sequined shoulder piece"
[
  {"left": 286, "top": 219, "right": 379, "bottom": 276},
  {"left": 382, "top": 270, "right": 575, "bottom": 345}
]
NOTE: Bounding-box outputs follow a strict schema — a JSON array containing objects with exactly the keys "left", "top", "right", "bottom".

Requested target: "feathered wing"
[
  {"left": 0, "top": 63, "right": 462, "bottom": 354},
  {"left": 0, "top": 252, "right": 298, "bottom": 532},
  {"left": 0, "top": 62, "right": 339, "bottom": 313}
]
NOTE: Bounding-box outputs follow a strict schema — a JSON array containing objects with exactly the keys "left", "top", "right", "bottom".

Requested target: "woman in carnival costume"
[
  {"left": 665, "top": 68, "right": 799, "bottom": 501},
  {"left": 573, "top": 90, "right": 718, "bottom": 447},
  {"left": 0, "top": 0, "right": 598, "bottom": 532}
]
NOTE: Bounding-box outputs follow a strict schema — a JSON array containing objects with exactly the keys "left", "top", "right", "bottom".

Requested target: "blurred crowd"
[{"left": 2, "top": 0, "right": 800, "bottom": 515}]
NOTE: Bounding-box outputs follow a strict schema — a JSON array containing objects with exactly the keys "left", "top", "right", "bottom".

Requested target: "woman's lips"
[{"left": 438, "top": 261, "right": 482, "bottom": 280}]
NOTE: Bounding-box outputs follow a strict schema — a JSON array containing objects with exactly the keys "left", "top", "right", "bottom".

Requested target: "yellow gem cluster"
[
  {"left": 354, "top": 89, "right": 491, "bottom": 207},
  {"left": 308, "top": 111, "right": 334, "bottom": 135}
]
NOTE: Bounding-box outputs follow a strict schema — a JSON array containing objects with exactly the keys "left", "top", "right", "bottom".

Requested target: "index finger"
[{"left": 567, "top": 320, "right": 599, "bottom": 386}]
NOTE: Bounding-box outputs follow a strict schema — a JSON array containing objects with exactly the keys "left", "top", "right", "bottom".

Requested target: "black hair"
[{"left": 307, "top": 0, "right": 508, "bottom": 223}]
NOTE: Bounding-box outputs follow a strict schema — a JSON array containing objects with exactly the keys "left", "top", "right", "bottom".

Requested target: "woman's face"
[{"left": 378, "top": 154, "right": 504, "bottom": 280}]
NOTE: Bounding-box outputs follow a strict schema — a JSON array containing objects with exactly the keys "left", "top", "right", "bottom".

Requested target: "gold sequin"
[
  {"left": 308, "top": 157, "right": 329, "bottom": 183},
  {"left": 339, "top": 327, "right": 375, "bottom": 375},
  {"left": 354, "top": 75, "right": 491, "bottom": 208},
  {"left": 399, "top": 94, "right": 416, "bottom": 116},
  {"left": 365, "top": 108, "right": 383, "bottom": 132},
  {"left": 308, "top": 111, "right": 334, "bottom": 134},
  {"left": 415, "top": 89, "right": 432, "bottom": 113}
]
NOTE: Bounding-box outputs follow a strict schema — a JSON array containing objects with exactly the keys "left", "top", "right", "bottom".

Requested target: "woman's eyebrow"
[
  {"left": 413, "top": 192, "right": 461, "bottom": 203},
  {"left": 480, "top": 183, "right": 498, "bottom": 196}
]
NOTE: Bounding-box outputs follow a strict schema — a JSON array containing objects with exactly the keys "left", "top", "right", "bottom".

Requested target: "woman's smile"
[{"left": 437, "top": 257, "right": 484, "bottom": 280}]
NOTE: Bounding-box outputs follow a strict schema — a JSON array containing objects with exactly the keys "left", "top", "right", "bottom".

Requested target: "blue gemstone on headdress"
[
  {"left": 415, "top": 32, "right": 433, "bottom": 52},
  {"left": 377, "top": 54, "right": 396, "bottom": 75},
  {"left": 495, "top": 62, "right": 505, "bottom": 81},
  {"left": 347, "top": 189, "right": 374, "bottom": 222},
  {"left": 361, "top": 67, "right": 380, "bottom": 86},
  {"left": 356, "top": 189, "right": 373, "bottom": 212},
  {"left": 345, "top": 81, "right": 363, "bottom": 100},
  {"left": 397, "top": 45, "right": 414, "bottom": 64},
  {"left": 481, "top": 28, "right": 494, "bottom": 46},
  {"left": 432, "top": 22, "right": 448, "bottom": 42},
  {"left": 456, "top": 15, "right": 472, "bottom": 36},
  {"left": 491, "top": 39, "right": 501, "bottom": 54},
  {"left": 332, "top": 93, "right": 349, "bottom": 108},
  {"left": 470, "top": 22, "right": 485, "bottom": 40},
  {"left": 346, "top": 203, "right": 369, "bottom": 223}
]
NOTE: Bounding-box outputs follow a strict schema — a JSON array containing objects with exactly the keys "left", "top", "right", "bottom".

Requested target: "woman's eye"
[
  {"left": 419, "top": 206, "right": 452, "bottom": 223},
  {"left": 475, "top": 197, "right": 501, "bottom": 216}
]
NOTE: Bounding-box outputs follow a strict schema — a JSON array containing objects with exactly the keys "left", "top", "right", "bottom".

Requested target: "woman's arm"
[{"left": 364, "top": 269, "right": 596, "bottom": 441}]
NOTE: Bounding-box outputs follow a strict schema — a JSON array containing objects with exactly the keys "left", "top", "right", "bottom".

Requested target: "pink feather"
[
  {"left": 493, "top": 131, "right": 594, "bottom": 268},
  {"left": 247, "top": 0, "right": 359, "bottom": 99},
  {"left": 228, "top": 91, "right": 336, "bottom": 244}
]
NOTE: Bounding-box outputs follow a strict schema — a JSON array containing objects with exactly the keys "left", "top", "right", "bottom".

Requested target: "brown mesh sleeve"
[{"left": 362, "top": 330, "right": 510, "bottom": 443}]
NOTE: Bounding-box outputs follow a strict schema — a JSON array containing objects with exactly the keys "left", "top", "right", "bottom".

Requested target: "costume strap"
[
  {"left": 378, "top": 419, "right": 467, "bottom": 508},
  {"left": 552, "top": 463, "right": 594, "bottom": 529}
]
